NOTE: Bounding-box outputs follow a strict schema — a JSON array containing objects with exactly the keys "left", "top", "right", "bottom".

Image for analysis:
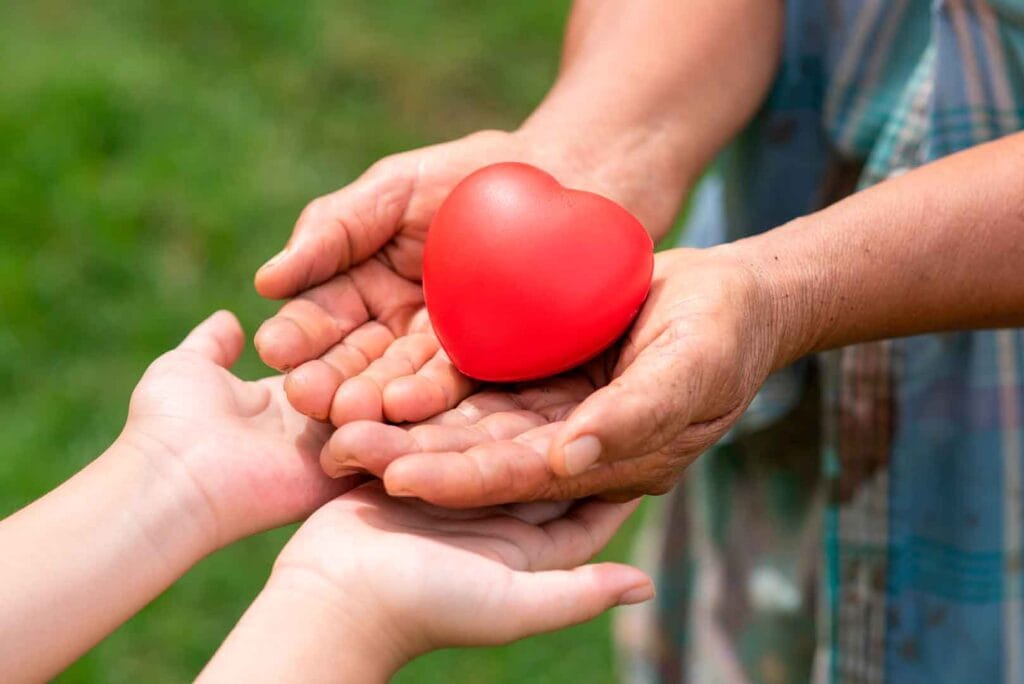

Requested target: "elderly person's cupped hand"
[
  {"left": 250, "top": 127, "right": 689, "bottom": 429},
  {"left": 317, "top": 246, "right": 780, "bottom": 507},
  {"left": 314, "top": 130, "right": 1024, "bottom": 508}
]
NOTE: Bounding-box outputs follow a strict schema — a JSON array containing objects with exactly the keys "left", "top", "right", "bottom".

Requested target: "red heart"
[{"left": 423, "top": 162, "right": 654, "bottom": 382}]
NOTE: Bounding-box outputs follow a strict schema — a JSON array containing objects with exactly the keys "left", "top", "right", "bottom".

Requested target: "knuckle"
[
  {"left": 366, "top": 154, "right": 402, "bottom": 178},
  {"left": 598, "top": 487, "right": 647, "bottom": 503},
  {"left": 485, "top": 458, "right": 520, "bottom": 501},
  {"left": 544, "top": 477, "right": 597, "bottom": 502},
  {"left": 680, "top": 407, "right": 744, "bottom": 452},
  {"left": 444, "top": 450, "right": 503, "bottom": 507},
  {"left": 146, "top": 350, "right": 179, "bottom": 373},
  {"left": 644, "top": 477, "right": 677, "bottom": 497},
  {"left": 596, "top": 384, "right": 659, "bottom": 435},
  {"left": 561, "top": 512, "right": 599, "bottom": 560},
  {"left": 299, "top": 195, "right": 330, "bottom": 225},
  {"left": 616, "top": 451, "right": 683, "bottom": 497}
]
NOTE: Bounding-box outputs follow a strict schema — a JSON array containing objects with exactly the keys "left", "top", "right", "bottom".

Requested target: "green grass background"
[{"left": 0, "top": 2, "right": 650, "bottom": 681}]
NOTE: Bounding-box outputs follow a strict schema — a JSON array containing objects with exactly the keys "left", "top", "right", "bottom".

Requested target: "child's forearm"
[
  {"left": 198, "top": 569, "right": 404, "bottom": 684},
  {"left": 0, "top": 440, "right": 214, "bottom": 681},
  {"left": 730, "top": 131, "right": 1024, "bottom": 368}
]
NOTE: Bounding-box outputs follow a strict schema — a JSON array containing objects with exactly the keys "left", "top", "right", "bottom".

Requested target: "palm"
[
  {"left": 124, "top": 313, "right": 352, "bottom": 547},
  {"left": 252, "top": 128, "right": 663, "bottom": 429},
  {"left": 321, "top": 371, "right": 599, "bottom": 505},
  {"left": 320, "top": 249, "right": 769, "bottom": 508},
  {"left": 273, "top": 483, "right": 646, "bottom": 650},
  {"left": 253, "top": 131, "right": 549, "bottom": 427}
]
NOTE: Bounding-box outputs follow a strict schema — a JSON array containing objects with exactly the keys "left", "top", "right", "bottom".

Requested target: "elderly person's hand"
[
  {"left": 251, "top": 127, "right": 686, "bottom": 428},
  {"left": 320, "top": 130, "right": 1024, "bottom": 508},
  {"left": 318, "top": 247, "right": 778, "bottom": 506},
  {"left": 249, "top": 0, "right": 782, "bottom": 430}
]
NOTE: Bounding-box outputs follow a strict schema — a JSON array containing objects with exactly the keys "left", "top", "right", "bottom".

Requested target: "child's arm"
[
  {"left": 0, "top": 312, "right": 354, "bottom": 682},
  {"left": 199, "top": 485, "right": 651, "bottom": 683},
  {"left": 0, "top": 440, "right": 210, "bottom": 681}
]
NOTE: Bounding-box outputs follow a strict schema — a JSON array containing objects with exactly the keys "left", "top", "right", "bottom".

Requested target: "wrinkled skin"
[
  {"left": 317, "top": 248, "right": 778, "bottom": 508},
  {"left": 253, "top": 129, "right": 680, "bottom": 430},
  {"left": 252, "top": 129, "right": 772, "bottom": 507},
  {"left": 254, "top": 131, "right": 555, "bottom": 427}
]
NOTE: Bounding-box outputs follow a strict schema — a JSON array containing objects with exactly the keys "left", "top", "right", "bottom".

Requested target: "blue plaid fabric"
[{"left": 618, "top": 2, "right": 1024, "bottom": 683}]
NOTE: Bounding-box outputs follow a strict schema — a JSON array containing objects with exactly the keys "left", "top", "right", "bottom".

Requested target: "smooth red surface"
[{"left": 423, "top": 162, "right": 654, "bottom": 382}]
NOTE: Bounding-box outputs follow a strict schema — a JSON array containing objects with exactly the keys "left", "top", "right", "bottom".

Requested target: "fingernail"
[
  {"left": 386, "top": 482, "right": 416, "bottom": 497},
  {"left": 332, "top": 466, "right": 364, "bottom": 478},
  {"left": 562, "top": 435, "right": 602, "bottom": 476},
  {"left": 618, "top": 584, "right": 655, "bottom": 606},
  {"left": 259, "top": 246, "right": 290, "bottom": 271}
]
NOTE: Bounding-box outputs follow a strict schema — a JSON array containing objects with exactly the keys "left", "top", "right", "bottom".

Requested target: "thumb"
[
  {"left": 548, "top": 342, "right": 692, "bottom": 477},
  {"left": 254, "top": 160, "right": 415, "bottom": 299},
  {"left": 177, "top": 310, "right": 246, "bottom": 369},
  {"left": 498, "top": 564, "right": 654, "bottom": 642}
]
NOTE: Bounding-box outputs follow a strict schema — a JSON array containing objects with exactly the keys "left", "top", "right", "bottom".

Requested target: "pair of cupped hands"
[{"left": 126, "top": 130, "right": 778, "bottom": 661}]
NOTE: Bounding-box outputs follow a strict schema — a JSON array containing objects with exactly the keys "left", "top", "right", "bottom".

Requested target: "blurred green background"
[{"left": 0, "top": 2, "right": 649, "bottom": 681}]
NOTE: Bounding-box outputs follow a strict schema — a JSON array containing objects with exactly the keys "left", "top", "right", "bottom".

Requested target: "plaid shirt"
[{"left": 617, "top": 2, "right": 1024, "bottom": 683}]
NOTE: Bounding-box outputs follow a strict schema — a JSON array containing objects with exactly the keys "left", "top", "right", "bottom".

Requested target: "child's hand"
[
  {"left": 0, "top": 310, "right": 361, "bottom": 681},
  {"left": 201, "top": 483, "right": 651, "bottom": 681},
  {"left": 120, "top": 310, "right": 357, "bottom": 550}
]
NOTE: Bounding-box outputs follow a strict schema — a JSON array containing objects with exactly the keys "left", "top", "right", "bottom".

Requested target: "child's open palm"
[
  {"left": 123, "top": 311, "right": 357, "bottom": 550},
  {"left": 269, "top": 483, "right": 652, "bottom": 666}
]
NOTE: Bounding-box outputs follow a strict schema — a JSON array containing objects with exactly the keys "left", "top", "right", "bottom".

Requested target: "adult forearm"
[
  {"left": 520, "top": 0, "right": 784, "bottom": 237},
  {"left": 734, "top": 132, "right": 1024, "bottom": 368},
  {"left": 0, "top": 442, "right": 212, "bottom": 681}
]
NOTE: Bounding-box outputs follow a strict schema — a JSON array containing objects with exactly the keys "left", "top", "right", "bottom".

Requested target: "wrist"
[
  {"left": 721, "top": 219, "right": 837, "bottom": 369},
  {"left": 107, "top": 431, "right": 221, "bottom": 561},
  {"left": 255, "top": 567, "right": 411, "bottom": 681},
  {"left": 515, "top": 112, "right": 694, "bottom": 239}
]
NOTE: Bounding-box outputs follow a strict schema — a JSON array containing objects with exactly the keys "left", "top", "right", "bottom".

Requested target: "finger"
[
  {"left": 256, "top": 250, "right": 427, "bottom": 375},
  {"left": 548, "top": 338, "right": 696, "bottom": 477},
  {"left": 320, "top": 409, "right": 546, "bottom": 478},
  {"left": 328, "top": 376, "right": 384, "bottom": 426},
  {"left": 329, "top": 332, "right": 440, "bottom": 425},
  {"left": 409, "top": 372, "right": 591, "bottom": 429},
  {"left": 420, "top": 409, "right": 548, "bottom": 445},
  {"left": 438, "top": 498, "right": 641, "bottom": 572},
  {"left": 254, "top": 161, "right": 415, "bottom": 299},
  {"left": 254, "top": 273, "right": 369, "bottom": 372},
  {"left": 533, "top": 499, "right": 640, "bottom": 570},
  {"left": 492, "top": 564, "right": 654, "bottom": 643},
  {"left": 322, "top": 377, "right": 593, "bottom": 480},
  {"left": 383, "top": 425, "right": 664, "bottom": 507},
  {"left": 382, "top": 426, "right": 564, "bottom": 507},
  {"left": 498, "top": 501, "right": 574, "bottom": 525},
  {"left": 284, "top": 322, "right": 394, "bottom": 421},
  {"left": 177, "top": 310, "right": 245, "bottom": 368},
  {"left": 420, "top": 392, "right": 532, "bottom": 427},
  {"left": 321, "top": 421, "right": 421, "bottom": 477},
  {"left": 382, "top": 349, "right": 476, "bottom": 423}
]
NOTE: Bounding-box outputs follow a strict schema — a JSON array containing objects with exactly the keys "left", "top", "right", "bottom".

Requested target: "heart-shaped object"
[{"left": 423, "top": 162, "right": 654, "bottom": 382}]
